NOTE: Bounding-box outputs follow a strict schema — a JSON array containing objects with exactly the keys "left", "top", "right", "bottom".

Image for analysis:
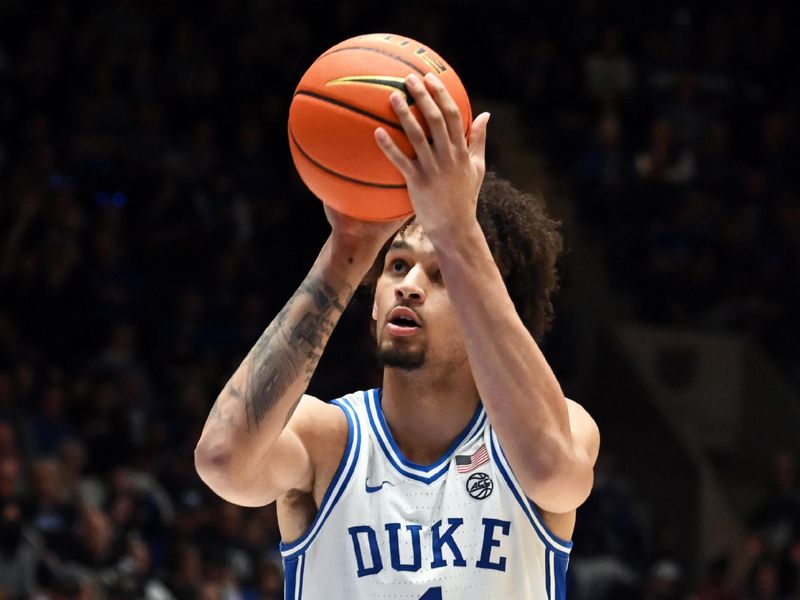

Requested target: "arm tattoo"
[
  {"left": 244, "top": 277, "right": 352, "bottom": 430},
  {"left": 207, "top": 381, "right": 244, "bottom": 428}
]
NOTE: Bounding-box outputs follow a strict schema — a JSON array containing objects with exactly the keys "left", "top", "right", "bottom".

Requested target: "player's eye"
[{"left": 390, "top": 259, "right": 408, "bottom": 274}]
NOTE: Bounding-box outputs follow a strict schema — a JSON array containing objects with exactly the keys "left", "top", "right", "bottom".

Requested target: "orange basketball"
[{"left": 288, "top": 33, "right": 472, "bottom": 221}]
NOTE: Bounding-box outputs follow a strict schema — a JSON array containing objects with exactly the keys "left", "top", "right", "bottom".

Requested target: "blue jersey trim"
[
  {"left": 488, "top": 428, "right": 573, "bottom": 556},
  {"left": 464, "top": 411, "right": 488, "bottom": 447},
  {"left": 283, "top": 554, "right": 299, "bottom": 600},
  {"left": 279, "top": 394, "right": 361, "bottom": 559},
  {"left": 366, "top": 388, "right": 486, "bottom": 484},
  {"left": 554, "top": 551, "right": 569, "bottom": 600},
  {"left": 545, "top": 549, "right": 552, "bottom": 600}
]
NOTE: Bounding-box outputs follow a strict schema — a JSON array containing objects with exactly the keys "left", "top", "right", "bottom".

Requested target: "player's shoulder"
[
  {"left": 287, "top": 391, "right": 367, "bottom": 502},
  {"left": 291, "top": 390, "right": 368, "bottom": 423},
  {"left": 288, "top": 394, "right": 344, "bottom": 439},
  {"left": 288, "top": 390, "right": 369, "bottom": 454}
]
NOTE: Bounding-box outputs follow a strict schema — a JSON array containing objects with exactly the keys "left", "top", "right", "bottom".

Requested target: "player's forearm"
[
  {"left": 430, "top": 222, "right": 589, "bottom": 503},
  {"left": 195, "top": 235, "right": 372, "bottom": 476}
]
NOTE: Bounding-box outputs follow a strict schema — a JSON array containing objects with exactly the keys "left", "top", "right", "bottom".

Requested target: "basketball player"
[{"left": 195, "top": 72, "right": 600, "bottom": 599}]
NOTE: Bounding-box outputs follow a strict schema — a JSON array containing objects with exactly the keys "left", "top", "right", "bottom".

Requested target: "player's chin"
[{"left": 376, "top": 345, "right": 426, "bottom": 371}]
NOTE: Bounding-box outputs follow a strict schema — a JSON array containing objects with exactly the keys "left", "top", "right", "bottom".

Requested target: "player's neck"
[{"left": 380, "top": 367, "right": 480, "bottom": 466}]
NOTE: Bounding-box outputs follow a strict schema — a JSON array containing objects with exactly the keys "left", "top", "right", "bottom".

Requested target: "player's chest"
[{"left": 338, "top": 455, "right": 516, "bottom": 576}]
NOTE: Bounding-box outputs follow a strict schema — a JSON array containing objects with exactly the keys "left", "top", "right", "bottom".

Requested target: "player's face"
[{"left": 372, "top": 223, "right": 468, "bottom": 371}]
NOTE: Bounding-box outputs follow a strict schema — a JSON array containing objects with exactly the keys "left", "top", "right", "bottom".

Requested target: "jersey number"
[{"left": 419, "top": 588, "right": 443, "bottom": 600}]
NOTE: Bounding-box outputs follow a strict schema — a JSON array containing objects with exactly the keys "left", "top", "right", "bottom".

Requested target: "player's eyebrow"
[
  {"left": 389, "top": 239, "right": 412, "bottom": 251},
  {"left": 386, "top": 237, "right": 438, "bottom": 265}
]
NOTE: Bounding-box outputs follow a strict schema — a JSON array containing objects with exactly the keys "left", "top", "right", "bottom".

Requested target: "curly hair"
[{"left": 364, "top": 171, "right": 563, "bottom": 340}]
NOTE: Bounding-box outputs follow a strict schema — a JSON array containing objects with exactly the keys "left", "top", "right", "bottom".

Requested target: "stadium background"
[{"left": 1, "top": 0, "right": 799, "bottom": 598}]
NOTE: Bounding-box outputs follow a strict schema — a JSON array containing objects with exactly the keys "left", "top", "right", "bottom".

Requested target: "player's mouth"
[{"left": 386, "top": 306, "right": 422, "bottom": 337}]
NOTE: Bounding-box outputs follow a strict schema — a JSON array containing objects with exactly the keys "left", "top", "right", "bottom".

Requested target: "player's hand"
[
  {"left": 324, "top": 204, "right": 406, "bottom": 263},
  {"left": 374, "top": 72, "right": 490, "bottom": 240}
]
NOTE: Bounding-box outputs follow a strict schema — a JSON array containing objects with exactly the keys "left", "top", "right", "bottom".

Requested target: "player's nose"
[{"left": 395, "top": 267, "right": 426, "bottom": 303}]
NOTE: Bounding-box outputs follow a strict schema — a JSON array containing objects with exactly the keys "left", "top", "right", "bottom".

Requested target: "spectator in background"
[
  {"left": 692, "top": 556, "right": 738, "bottom": 600},
  {"left": 584, "top": 26, "right": 635, "bottom": 104},
  {"left": 644, "top": 560, "right": 684, "bottom": 600},
  {"left": 78, "top": 371, "right": 135, "bottom": 474},
  {"left": 696, "top": 119, "right": 740, "bottom": 196},
  {"left": 749, "top": 452, "right": 800, "bottom": 558},
  {"left": 0, "top": 450, "right": 40, "bottom": 597},
  {"left": 70, "top": 507, "right": 120, "bottom": 575},
  {"left": 568, "top": 454, "right": 644, "bottom": 600},
  {"left": 576, "top": 113, "right": 632, "bottom": 230},
  {"left": 28, "top": 458, "right": 77, "bottom": 559},
  {"left": 744, "top": 561, "right": 790, "bottom": 600},
  {"left": 663, "top": 71, "right": 711, "bottom": 150},
  {"left": 167, "top": 544, "right": 203, "bottom": 599},
  {"left": 634, "top": 119, "right": 696, "bottom": 187},
  {"left": 58, "top": 438, "right": 105, "bottom": 509},
  {"left": 105, "top": 466, "right": 169, "bottom": 553},
  {"left": 245, "top": 557, "right": 283, "bottom": 600},
  {"left": 28, "top": 377, "right": 73, "bottom": 457},
  {"left": 195, "top": 503, "right": 253, "bottom": 593}
]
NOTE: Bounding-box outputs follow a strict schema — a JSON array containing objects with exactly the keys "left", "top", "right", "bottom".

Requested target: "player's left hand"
[{"left": 374, "top": 72, "right": 490, "bottom": 239}]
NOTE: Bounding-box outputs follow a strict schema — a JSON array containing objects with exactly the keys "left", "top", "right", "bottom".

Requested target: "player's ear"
[{"left": 371, "top": 301, "right": 377, "bottom": 321}]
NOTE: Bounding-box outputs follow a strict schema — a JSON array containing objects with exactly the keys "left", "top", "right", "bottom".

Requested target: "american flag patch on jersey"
[{"left": 455, "top": 444, "right": 489, "bottom": 473}]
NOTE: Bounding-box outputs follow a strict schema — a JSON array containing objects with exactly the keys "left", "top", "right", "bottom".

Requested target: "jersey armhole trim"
[
  {"left": 488, "top": 428, "right": 573, "bottom": 557},
  {"left": 282, "top": 553, "right": 305, "bottom": 600},
  {"left": 280, "top": 394, "right": 361, "bottom": 560}
]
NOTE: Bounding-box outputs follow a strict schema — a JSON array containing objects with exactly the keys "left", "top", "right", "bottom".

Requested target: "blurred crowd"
[
  {"left": 569, "top": 451, "right": 800, "bottom": 600},
  {"left": 552, "top": 4, "right": 800, "bottom": 388},
  {"left": 0, "top": 0, "right": 798, "bottom": 598}
]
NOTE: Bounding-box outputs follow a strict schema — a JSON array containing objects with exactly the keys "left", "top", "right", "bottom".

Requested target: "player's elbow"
[
  {"left": 523, "top": 469, "right": 594, "bottom": 514},
  {"left": 195, "top": 440, "right": 274, "bottom": 507},
  {"left": 195, "top": 441, "right": 244, "bottom": 502},
  {"left": 195, "top": 440, "right": 232, "bottom": 491},
  {"left": 519, "top": 436, "right": 595, "bottom": 512}
]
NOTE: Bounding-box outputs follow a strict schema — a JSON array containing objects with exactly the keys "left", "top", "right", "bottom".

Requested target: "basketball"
[{"left": 288, "top": 33, "right": 472, "bottom": 221}]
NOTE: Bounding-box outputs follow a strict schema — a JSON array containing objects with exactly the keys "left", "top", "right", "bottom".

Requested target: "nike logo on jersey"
[{"left": 365, "top": 480, "right": 395, "bottom": 494}]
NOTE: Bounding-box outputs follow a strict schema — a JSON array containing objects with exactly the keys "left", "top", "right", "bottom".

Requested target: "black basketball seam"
[
  {"left": 319, "top": 46, "right": 426, "bottom": 76},
  {"left": 289, "top": 129, "right": 407, "bottom": 190},
  {"left": 293, "top": 90, "right": 404, "bottom": 132}
]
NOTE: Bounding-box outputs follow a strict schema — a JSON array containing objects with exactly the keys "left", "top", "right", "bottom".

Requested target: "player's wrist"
[
  {"left": 425, "top": 215, "right": 483, "bottom": 253},
  {"left": 326, "top": 234, "right": 382, "bottom": 276}
]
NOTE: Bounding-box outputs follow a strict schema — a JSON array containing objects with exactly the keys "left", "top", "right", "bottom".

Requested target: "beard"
[{"left": 377, "top": 344, "right": 426, "bottom": 371}]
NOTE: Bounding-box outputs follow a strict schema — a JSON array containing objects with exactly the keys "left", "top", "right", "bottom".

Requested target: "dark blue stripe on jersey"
[
  {"left": 464, "top": 411, "right": 488, "bottom": 447},
  {"left": 488, "top": 431, "right": 572, "bottom": 557},
  {"left": 367, "top": 388, "right": 485, "bottom": 483},
  {"left": 554, "top": 552, "right": 569, "bottom": 600},
  {"left": 545, "top": 549, "right": 552, "bottom": 600},
  {"left": 284, "top": 556, "right": 299, "bottom": 600},
  {"left": 280, "top": 394, "right": 361, "bottom": 559}
]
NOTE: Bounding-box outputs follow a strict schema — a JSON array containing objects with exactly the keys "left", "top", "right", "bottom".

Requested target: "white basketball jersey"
[{"left": 280, "top": 389, "right": 572, "bottom": 600}]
